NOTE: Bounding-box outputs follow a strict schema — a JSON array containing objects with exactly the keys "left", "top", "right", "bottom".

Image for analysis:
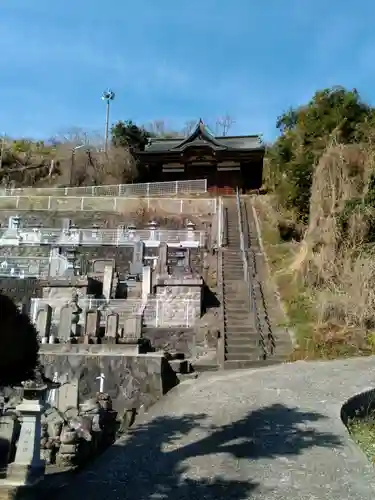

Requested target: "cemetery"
[{"left": 0, "top": 179, "right": 222, "bottom": 495}]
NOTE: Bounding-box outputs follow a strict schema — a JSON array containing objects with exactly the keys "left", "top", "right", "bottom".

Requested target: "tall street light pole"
[
  {"left": 69, "top": 144, "right": 85, "bottom": 187},
  {"left": 0, "top": 135, "right": 5, "bottom": 170},
  {"left": 102, "top": 89, "right": 115, "bottom": 154}
]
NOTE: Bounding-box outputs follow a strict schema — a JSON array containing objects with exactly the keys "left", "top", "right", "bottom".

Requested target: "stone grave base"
[
  {"left": 4, "top": 463, "right": 45, "bottom": 488},
  {"left": 0, "top": 483, "right": 40, "bottom": 500}
]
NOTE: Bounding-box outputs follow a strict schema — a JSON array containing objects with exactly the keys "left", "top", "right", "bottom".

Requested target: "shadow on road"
[{"left": 50, "top": 403, "right": 343, "bottom": 500}]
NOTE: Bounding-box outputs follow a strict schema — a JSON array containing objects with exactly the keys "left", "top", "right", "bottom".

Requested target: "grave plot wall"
[{"left": 39, "top": 352, "right": 175, "bottom": 412}]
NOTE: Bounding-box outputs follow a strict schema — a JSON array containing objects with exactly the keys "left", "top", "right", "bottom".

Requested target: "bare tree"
[
  {"left": 145, "top": 120, "right": 182, "bottom": 138},
  {"left": 147, "top": 120, "right": 166, "bottom": 137},
  {"left": 216, "top": 114, "right": 235, "bottom": 136},
  {"left": 53, "top": 129, "right": 136, "bottom": 187},
  {"left": 181, "top": 120, "right": 197, "bottom": 137}
]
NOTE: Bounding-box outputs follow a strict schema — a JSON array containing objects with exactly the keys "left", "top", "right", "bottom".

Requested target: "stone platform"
[{"left": 52, "top": 356, "right": 375, "bottom": 500}]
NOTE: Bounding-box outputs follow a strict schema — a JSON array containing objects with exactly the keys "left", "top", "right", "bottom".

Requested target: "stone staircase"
[{"left": 222, "top": 200, "right": 265, "bottom": 369}]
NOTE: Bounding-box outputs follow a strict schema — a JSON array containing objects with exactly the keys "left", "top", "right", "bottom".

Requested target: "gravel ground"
[{"left": 55, "top": 357, "right": 375, "bottom": 499}]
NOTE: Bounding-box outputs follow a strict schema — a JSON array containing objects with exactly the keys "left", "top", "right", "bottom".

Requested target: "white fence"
[
  {"left": 0, "top": 196, "right": 217, "bottom": 214},
  {"left": 0, "top": 256, "right": 51, "bottom": 278},
  {"left": 30, "top": 298, "right": 143, "bottom": 325},
  {"left": 143, "top": 297, "right": 201, "bottom": 327},
  {"left": 0, "top": 228, "right": 207, "bottom": 247},
  {"left": 30, "top": 297, "right": 200, "bottom": 328},
  {"left": 0, "top": 179, "right": 207, "bottom": 198}
]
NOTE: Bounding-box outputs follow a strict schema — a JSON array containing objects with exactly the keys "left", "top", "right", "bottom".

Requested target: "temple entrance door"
[{"left": 213, "top": 168, "right": 242, "bottom": 195}]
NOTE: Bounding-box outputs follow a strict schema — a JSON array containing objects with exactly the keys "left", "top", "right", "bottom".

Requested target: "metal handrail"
[
  {"left": 235, "top": 187, "right": 248, "bottom": 281},
  {"left": 235, "top": 189, "right": 267, "bottom": 359}
]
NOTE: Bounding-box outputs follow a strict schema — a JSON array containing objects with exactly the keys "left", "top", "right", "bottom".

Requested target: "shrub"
[{"left": 0, "top": 294, "right": 39, "bottom": 387}]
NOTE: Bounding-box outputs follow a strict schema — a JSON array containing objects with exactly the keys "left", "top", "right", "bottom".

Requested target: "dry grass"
[
  {"left": 292, "top": 144, "right": 375, "bottom": 335},
  {"left": 258, "top": 142, "right": 375, "bottom": 358}
]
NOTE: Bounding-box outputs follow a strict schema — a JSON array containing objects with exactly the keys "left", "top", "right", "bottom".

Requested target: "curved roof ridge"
[{"left": 172, "top": 118, "right": 225, "bottom": 149}]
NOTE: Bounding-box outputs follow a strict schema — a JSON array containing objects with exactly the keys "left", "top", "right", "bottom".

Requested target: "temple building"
[{"left": 135, "top": 119, "right": 265, "bottom": 194}]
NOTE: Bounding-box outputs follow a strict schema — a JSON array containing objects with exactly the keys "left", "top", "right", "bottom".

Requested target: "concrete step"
[
  {"left": 224, "top": 307, "right": 251, "bottom": 313},
  {"left": 191, "top": 362, "right": 219, "bottom": 372},
  {"left": 224, "top": 298, "right": 249, "bottom": 303},
  {"left": 225, "top": 352, "right": 260, "bottom": 361},
  {"left": 225, "top": 344, "right": 259, "bottom": 354},
  {"left": 224, "top": 321, "right": 254, "bottom": 329},
  {"left": 224, "top": 298, "right": 249, "bottom": 304},
  {"left": 224, "top": 309, "right": 250, "bottom": 315},
  {"left": 223, "top": 358, "right": 286, "bottom": 370},
  {"left": 225, "top": 329, "right": 255, "bottom": 336},
  {"left": 225, "top": 337, "right": 260, "bottom": 345},
  {"left": 225, "top": 317, "right": 254, "bottom": 325}
]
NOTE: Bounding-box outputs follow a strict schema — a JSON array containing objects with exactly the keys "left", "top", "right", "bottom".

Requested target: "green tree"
[
  {"left": 111, "top": 120, "right": 150, "bottom": 151},
  {"left": 267, "top": 86, "right": 373, "bottom": 220}
]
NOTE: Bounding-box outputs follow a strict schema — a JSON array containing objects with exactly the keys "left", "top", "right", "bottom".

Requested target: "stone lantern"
[
  {"left": 186, "top": 220, "right": 196, "bottom": 240},
  {"left": 8, "top": 380, "right": 48, "bottom": 486},
  {"left": 127, "top": 223, "right": 136, "bottom": 240},
  {"left": 148, "top": 220, "right": 159, "bottom": 240}
]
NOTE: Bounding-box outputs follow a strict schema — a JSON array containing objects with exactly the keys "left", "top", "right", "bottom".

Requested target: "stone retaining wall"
[{"left": 39, "top": 352, "right": 178, "bottom": 412}]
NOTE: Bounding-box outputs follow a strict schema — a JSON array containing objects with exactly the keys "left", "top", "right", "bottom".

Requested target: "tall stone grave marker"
[
  {"left": 36, "top": 305, "right": 52, "bottom": 343},
  {"left": 85, "top": 310, "right": 101, "bottom": 343},
  {"left": 58, "top": 305, "right": 72, "bottom": 342},
  {"left": 105, "top": 313, "right": 119, "bottom": 343},
  {"left": 56, "top": 380, "right": 79, "bottom": 413},
  {"left": 103, "top": 265, "right": 114, "bottom": 300}
]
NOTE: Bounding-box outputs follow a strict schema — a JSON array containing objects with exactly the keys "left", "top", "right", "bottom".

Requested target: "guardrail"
[
  {"left": 0, "top": 179, "right": 208, "bottom": 198},
  {"left": 31, "top": 297, "right": 201, "bottom": 328},
  {"left": 0, "top": 256, "right": 51, "bottom": 278},
  {"left": 0, "top": 196, "right": 217, "bottom": 214},
  {"left": 30, "top": 298, "right": 143, "bottom": 325},
  {"left": 237, "top": 191, "right": 268, "bottom": 358},
  {"left": 0, "top": 254, "right": 84, "bottom": 278},
  {"left": 0, "top": 228, "right": 207, "bottom": 247},
  {"left": 235, "top": 188, "right": 248, "bottom": 282}
]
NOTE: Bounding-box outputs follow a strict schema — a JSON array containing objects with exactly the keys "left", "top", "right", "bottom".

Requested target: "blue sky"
[{"left": 1, "top": 0, "right": 375, "bottom": 141}]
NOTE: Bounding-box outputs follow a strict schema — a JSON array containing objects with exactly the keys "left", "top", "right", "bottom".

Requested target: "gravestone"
[
  {"left": 85, "top": 310, "right": 100, "bottom": 336},
  {"left": 92, "top": 259, "right": 115, "bottom": 274},
  {"left": 142, "top": 266, "right": 151, "bottom": 301},
  {"left": 0, "top": 415, "right": 16, "bottom": 476},
  {"left": 130, "top": 241, "right": 143, "bottom": 275},
  {"left": 158, "top": 243, "right": 168, "bottom": 274},
  {"left": 58, "top": 305, "right": 72, "bottom": 342},
  {"left": 102, "top": 265, "right": 114, "bottom": 300},
  {"left": 105, "top": 313, "right": 119, "bottom": 342},
  {"left": 56, "top": 380, "right": 79, "bottom": 413},
  {"left": 62, "top": 218, "right": 72, "bottom": 231},
  {"left": 36, "top": 305, "right": 52, "bottom": 342}
]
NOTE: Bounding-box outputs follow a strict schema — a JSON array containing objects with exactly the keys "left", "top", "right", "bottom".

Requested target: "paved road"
[{"left": 56, "top": 357, "right": 375, "bottom": 499}]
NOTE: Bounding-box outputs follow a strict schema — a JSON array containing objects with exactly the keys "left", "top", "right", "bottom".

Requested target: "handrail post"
[{"left": 235, "top": 187, "right": 248, "bottom": 282}]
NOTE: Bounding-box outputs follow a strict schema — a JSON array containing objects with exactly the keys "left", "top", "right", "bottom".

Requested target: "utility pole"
[
  {"left": 0, "top": 135, "right": 5, "bottom": 169},
  {"left": 102, "top": 89, "right": 115, "bottom": 154},
  {"left": 69, "top": 144, "right": 85, "bottom": 186}
]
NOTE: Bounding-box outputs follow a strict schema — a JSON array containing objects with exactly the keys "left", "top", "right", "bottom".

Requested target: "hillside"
[{"left": 260, "top": 86, "right": 375, "bottom": 358}]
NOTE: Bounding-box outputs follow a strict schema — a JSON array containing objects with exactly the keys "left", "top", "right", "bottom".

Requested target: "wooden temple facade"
[{"left": 136, "top": 119, "right": 265, "bottom": 194}]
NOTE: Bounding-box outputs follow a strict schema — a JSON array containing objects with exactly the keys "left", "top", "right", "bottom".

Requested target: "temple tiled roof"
[{"left": 141, "top": 119, "right": 264, "bottom": 154}]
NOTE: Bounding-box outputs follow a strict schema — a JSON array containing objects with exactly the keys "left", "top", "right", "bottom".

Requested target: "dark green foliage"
[
  {"left": 0, "top": 294, "right": 39, "bottom": 387},
  {"left": 267, "top": 86, "right": 373, "bottom": 220},
  {"left": 111, "top": 120, "right": 150, "bottom": 151},
  {"left": 338, "top": 173, "right": 375, "bottom": 244}
]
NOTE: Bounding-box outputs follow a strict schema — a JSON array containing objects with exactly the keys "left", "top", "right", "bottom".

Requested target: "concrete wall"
[
  {"left": 39, "top": 351, "right": 178, "bottom": 412},
  {"left": 0, "top": 196, "right": 217, "bottom": 215},
  {"left": 142, "top": 327, "right": 196, "bottom": 357}
]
